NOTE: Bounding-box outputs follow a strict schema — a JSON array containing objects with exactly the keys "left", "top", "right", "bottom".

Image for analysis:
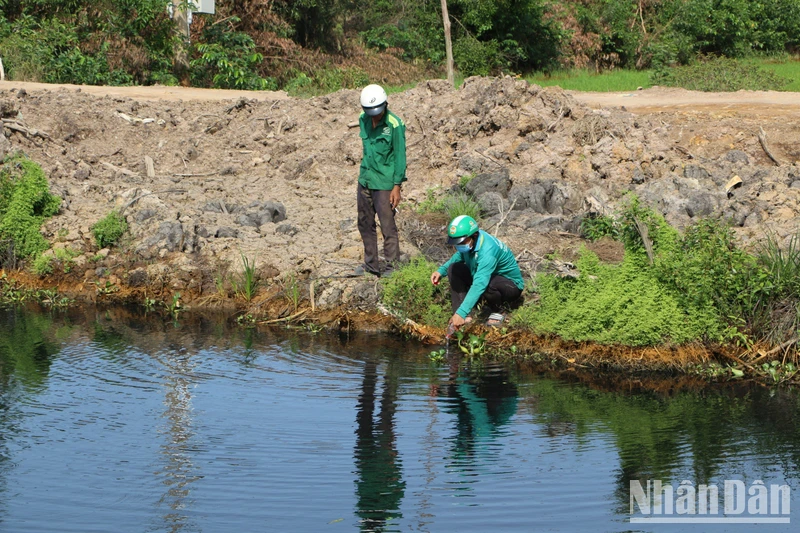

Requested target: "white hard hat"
[{"left": 360, "top": 84, "right": 387, "bottom": 116}]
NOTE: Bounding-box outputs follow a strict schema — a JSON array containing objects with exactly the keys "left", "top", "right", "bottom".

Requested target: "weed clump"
[
  {"left": 513, "top": 196, "right": 791, "bottom": 348},
  {"left": 380, "top": 256, "right": 450, "bottom": 328},
  {"left": 0, "top": 154, "right": 61, "bottom": 264},
  {"left": 651, "top": 56, "right": 791, "bottom": 92},
  {"left": 91, "top": 211, "right": 128, "bottom": 248}
]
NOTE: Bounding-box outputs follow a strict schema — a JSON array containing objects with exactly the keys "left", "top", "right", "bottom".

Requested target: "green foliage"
[
  {"left": 0, "top": 154, "right": 61, "bottom": 263},
  {"left": 231, "top": 253, "right": 260, "bottom": 302},
  {"left": 32, "top": 254, "right": 53, "bottom": 276},
  {"left": 454, "top": 36, "right": 503, "bottom": 77},
  {"left": 442, "top": 191, "right": 482, "bottom": 222},
  {"left": 191, "top": 19, "right": 276, "bottom": 90},
  {"left": 381, "top": 256, "right": 450, "bottom": 328},
  {"left": 0, "top": 2, "right": 177, "bottom": 85},
  {"left": 284, "top": 66, "right": 369, "bottom": 97},
  {"left": 655, "top": 218, "right": 763, "bottom": 324},
  {"left": 651, "top": 56, "right": 792, "bottom": 92},
  {"left": 91, "top": 211, "right": 128, "bottom": 248},
  {"left": 415, "top": 187, "right": 446, "bottom": 214},
  {"left": 580, "top": 214, "right": 620, "bottom": 241},
  {"left": 512, "top": 249, "right": 716, "bottom": 346}
]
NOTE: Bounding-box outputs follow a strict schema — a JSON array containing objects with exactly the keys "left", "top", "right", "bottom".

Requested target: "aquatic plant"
[
  {"left": 231, "top": 253, "right": 259, "bottom": 302},
  {"left": 91, "top": 210, "right": 128, "bottom": 248}
]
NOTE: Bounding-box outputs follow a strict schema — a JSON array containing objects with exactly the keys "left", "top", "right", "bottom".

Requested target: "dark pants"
[
  {"left": 357, "top": 183, "right": 400, "bottom": 273},
  {"left": 448, "top": 262, "right": 522, "bottom": 315}
]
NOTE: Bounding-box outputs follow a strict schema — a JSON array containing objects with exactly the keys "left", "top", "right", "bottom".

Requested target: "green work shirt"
[
  {"left": 358, "top": 109, "right": 407, "bottom": 191},
  {"left": 437, "top": 230, "right": 525, "bottom": 318}
]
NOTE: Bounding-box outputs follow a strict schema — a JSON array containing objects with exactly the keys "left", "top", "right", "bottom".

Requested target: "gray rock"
[
  {"left": 134, "top": 208, "right": 158, "bottom": 223},
  {"left": 154, "top": 221, "right": 184, "bottom": 252},
  {"left": 685, "top": 192, "right": 717, "bottom": 218},
  {"left": 73, "top": 162, "right": 92, "bottom": 181},
  {"left": 509, "top": 181, "right": 548, "bottom": 212},
  {"left": 684, "top": 164, "right": 710, "bottom": 181},
  {"left": 525, "top": 215, "right": 566, "bottom": 232},
  {"left": 256, "top": 201, "right": 287, "bottom": 224},
  {"left": 791, "top": 181, "right": 800, "bottom": 189},
  {"left": 277, "top": 223, "right": 299, "bottom": 236},
  {"left": 724, "top": 150, "right": 750, "bottom": 165},
  {"left": 196, "top": 225, "right": 210, "bottom": 238},
  {"left": 477, "top": 192, "right": 505, "bottom": 217},
  {"left": 127, "top": 268, "right": 148, "bottom": 287},
  {"left": 237, "top": 214, "right": 259, "bottom": 228},
  {"left": 215, "top": 227, "right": 239, "bottom": 238},
  {"left": 0, "top": 133, "right": 11, "bottom": 160},
  {"left": 465, "top": 167, "right": 511, "bottom": 198},
  {"left": 457, "top": 154, "right": 484, "bottom": 174},
  {"left": 631, "top": 168, "right": 646, "bottom": 184}
]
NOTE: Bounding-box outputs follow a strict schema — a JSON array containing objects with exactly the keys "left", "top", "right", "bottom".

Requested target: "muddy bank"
[{"left": 1, "top": 78, "right": 800, "bottom": 379}]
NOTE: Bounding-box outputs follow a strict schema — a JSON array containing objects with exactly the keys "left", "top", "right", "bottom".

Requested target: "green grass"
[
  {"left": 744, "top": 57, "right": 800, "bottom": 92},
  {"left": 523, "top": 57, "right": 800, "bottom": 93},
  {"left": 526, "top": 68, "right": 653, "bottom": 92}
]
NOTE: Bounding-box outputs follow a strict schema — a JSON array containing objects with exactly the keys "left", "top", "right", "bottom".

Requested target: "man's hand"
[
  {"left": 431, "top": 271, "right": 441, "bottom": 286},
  {"left": 449, "top": 313, "right": 466, "bottom": 329},
  {"left": 389, "top": 185, "right": 402, "bottom": 209}
]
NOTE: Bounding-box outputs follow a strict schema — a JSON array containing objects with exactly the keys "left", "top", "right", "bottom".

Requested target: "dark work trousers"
[
  {"left": 357, "top": 183, "right": 400, "bottom": 273},
  {"left": 448, "top": 262, "right": 522, "bottom": 315}
]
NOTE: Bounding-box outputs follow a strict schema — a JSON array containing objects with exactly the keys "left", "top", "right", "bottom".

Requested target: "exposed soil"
[{"left": 1, "top": 78, "right": 799, "bottom": 374}]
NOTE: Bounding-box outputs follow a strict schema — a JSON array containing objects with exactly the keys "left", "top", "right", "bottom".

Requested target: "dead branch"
[
  {"left": 634, "top": 217, "right": 654, "bottom": 265},
  {"left": 492, "top": 197, "right": 517, "bottom": 237},
  {"left": 174, "top": 171, "right": 219, "bottom": 178},
  {"left": 260, "top": 309, "right": 308, "bottom": 324},
  {"left": 758, "top": 127, "right": 782, "bottom": 166},
  {"left": 118, "top": 188, "right": 187, "bottom": 216}
]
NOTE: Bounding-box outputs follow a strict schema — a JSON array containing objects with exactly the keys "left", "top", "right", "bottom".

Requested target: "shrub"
[
  {"left": 91, "top": 211, "right": 128, "bottom": 248},
  {"left": 453, "top": 36, "right": 503, "bottom": 77},
  {"left": 380, "top": 256, "right": 450, "bottom": 328},
  {"left": 0, "top": 154, "right": 61, "bottom": 262},
  {"left": 32, "top": 254, "right": 53, "bottom": 276},
  {"left": 512, "top": 249, "right": 717, "bottom": 346},
  {"left": 651, "top": 56, "right": 791, "bottom": 92}
]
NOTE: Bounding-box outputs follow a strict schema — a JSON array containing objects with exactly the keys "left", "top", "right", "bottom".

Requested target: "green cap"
[{"left": 446, "top": 215, "right": 479, "bottom": 244}]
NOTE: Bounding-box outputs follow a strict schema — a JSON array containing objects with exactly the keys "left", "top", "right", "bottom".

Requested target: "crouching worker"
[{"left": 430, "top": 215, "right": 524, "bottom": 331}]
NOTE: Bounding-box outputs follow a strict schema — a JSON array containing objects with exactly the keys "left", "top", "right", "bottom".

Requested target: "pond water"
[{"left": 0, "top": 306, "right": 798, "bottom": 532}]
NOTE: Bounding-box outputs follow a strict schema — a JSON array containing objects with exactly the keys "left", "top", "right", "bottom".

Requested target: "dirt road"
[{"left": 3, "top": 79, "right": 798, "bottom": 116}]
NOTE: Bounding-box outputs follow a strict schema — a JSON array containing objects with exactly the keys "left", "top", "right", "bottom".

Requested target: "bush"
[
  {"left": 651, "top": 56, "right": 791, "bottom": 92},
  {"left": 454, "top": 36, "right": 503, "bottom": 77},
  {"left": 191, "top": 18, "right": 277, "bottom": 91},
  {"left": 380, "top": 256, "right": 450, "bottom": 328},
  {"left": 0, "top": 154, "right": 61, "bottom": 262},
  {"left": 512, "top": 249, "right": 717, "bottom": 346},
  {"left": 91, "top": 211, "right": 128, "bottom": 249}
]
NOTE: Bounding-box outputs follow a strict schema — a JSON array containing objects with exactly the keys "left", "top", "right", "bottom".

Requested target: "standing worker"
[
  {"left": 355, "top": 84, "right": 407, "bottom": 277},
  {"left": 431, "top": 215, "right": 524, "bottom": 330}
]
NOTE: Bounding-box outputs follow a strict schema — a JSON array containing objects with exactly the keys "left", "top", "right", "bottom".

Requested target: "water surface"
[{"left": 0, "top": 306, "right": 798, "bottom": 532}]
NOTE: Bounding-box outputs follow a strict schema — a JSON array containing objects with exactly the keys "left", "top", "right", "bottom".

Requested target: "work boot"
[{"left": 354, "top": 264, "right": 380, "bottom": 277}]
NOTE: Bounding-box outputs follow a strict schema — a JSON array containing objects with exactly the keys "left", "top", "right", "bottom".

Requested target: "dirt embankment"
[{"left": 1, "top": 78, "right": 799, "bottom": 368}]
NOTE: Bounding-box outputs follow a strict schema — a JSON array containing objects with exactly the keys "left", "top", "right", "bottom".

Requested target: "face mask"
[{"left": 455, "top": 243, "right": 472, "bottom": 253}]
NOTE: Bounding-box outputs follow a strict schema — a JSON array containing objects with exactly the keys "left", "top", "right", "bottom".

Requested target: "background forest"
[{"left": 0, "top": 0, "right": 799, "bottom": 92}]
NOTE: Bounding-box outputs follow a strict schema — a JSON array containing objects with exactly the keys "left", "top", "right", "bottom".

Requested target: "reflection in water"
[
  {"left": 444, "top": 361, "right": 518, "bottom": 467},
  {"left": 354, "top": 358, "right": 405, "bottom": 531},
  {"left": 152, "top": 346, "right": 201, "bottom": 533}
]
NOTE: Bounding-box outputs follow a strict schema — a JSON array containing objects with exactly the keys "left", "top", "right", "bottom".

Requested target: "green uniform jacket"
[
  {"left": 437, "top": 230, "right": 524, "bottom": 318},
  {"left": 358, "top": 109, "right": 407, "bottom": 190}
]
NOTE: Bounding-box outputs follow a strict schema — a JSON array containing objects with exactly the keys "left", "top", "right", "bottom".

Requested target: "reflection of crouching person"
[{"left": 430, "top": 215, "right": 524, "bottom": 330}]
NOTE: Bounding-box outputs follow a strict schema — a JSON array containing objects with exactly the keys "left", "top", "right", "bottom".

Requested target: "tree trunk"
[
  {"left": 441, "top": 0, "right": 454, "bottom": 86},
  {"left": 171, "top": 0, "right": 191, "bottom": 85}
]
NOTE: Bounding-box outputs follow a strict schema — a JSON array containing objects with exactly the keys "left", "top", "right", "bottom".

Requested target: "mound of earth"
[{"left": 1, "top": 78, "right": 799, "bottom": 311}]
